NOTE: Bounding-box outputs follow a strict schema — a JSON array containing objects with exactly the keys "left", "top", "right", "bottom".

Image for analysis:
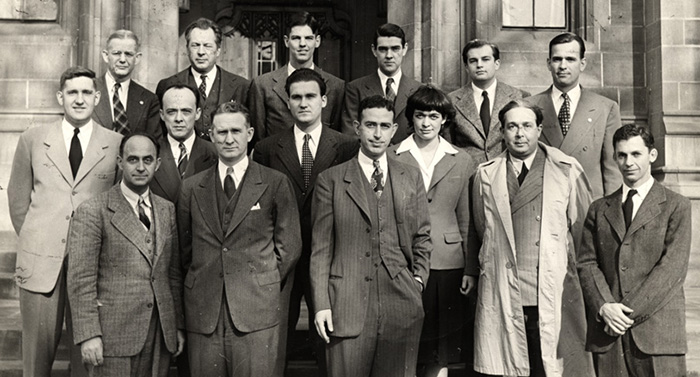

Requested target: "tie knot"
[
  {"left": 73, "top": 127, "right": 80, "bottom": 136},
  {"left": 114, "top": 82, "right": 121, "bottom": 91},
  {"left": 482, "top": 90, "right": 488, "bottom": 98},
  {"left": 386, "top": 77, "right": 394, "bottom": 86},
  {"left": 179, "top": 142, "right": 186, "bottom": 151},
  {"left": 303, "top": 133, "right": 311, "bottom": 142},
  {"left": 373, "top": 159, "right": 381, "bottom": 169},
  {"left": 561, "top": 92, "right": 570, "bottom": 101},
  {"left": 201, "top": 74, "right": 207, "bottom": 80},
  {"left": 627, "top": 189, "right": 638, "bottom": 200},
  {"left": 138, "top": 196, "right": 146, "bottom": 205},
  {"left": 226, "top": 166, "right": 234, "bottom": 176}
]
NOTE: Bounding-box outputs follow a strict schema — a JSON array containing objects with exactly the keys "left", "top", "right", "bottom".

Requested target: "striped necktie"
[{"left": 113, "top": 83, "right": 130, "bottom": 135}]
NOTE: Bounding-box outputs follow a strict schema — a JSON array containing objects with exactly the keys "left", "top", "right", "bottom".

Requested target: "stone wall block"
[
  {"left": 680, "top": 83, "right": 700, "bottom": 111},
  {"left": 685, "top": 20, "right": 700, "bottom": 46}
]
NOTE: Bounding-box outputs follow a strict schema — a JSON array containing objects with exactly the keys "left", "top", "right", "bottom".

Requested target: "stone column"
[{"left": 78, "top": 0, "right": 122, "bottom": 71}]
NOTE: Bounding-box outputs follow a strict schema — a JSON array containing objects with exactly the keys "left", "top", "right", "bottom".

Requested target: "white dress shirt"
[
  {"left": 358, "top": 150, "right": 388, "bottom": 186},
  {"left": 168, "top": 133, "right": 196, "bottom": 162},
  {"left": 218, "top": 155, "right": 249, "bottom": 189},
  {"left": 622, "top": 176, "right": 654, "bottom": 221},
  {"left": 377, "top": 68, "right": 402, "bottom": 97},
  {"left": 191, "top": 66, "right": 218, "bottom": 98},
  {"left": 294, "top": 122, "right": 322, "bottom": 164},
  {"left": 395, "top": 136, "right": 459, "bottom": 191},
  {"left": 120, "top": 180, "right": 153, "bottom": 228},
  {"left": 551, "top": 84, "right": 582, "bottom": 119},
  {"left": 471, "top": 80, "right": 497, "bottom": 115},
  {"left": 288, "top": 63, "right": 315, "bottom": 76},
  {"left": 105, "top": 72, "right": 130, "bottom": 120},
  {"left": 62, "top": 119, "right": 93, "bottom": 156},
  {"left": 510, "top": 148, "right": 537, "bottom": 177}
]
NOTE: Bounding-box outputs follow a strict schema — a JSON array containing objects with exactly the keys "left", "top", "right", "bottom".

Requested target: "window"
[
  {"left": 502, "top": 0, "right": 566, "bottom": 28},
  {"left": 255, "top": 40, "right": 278, "bottom": 76},
  {"left": 0, "top": 0, "right": 58, "bottom": 20}
]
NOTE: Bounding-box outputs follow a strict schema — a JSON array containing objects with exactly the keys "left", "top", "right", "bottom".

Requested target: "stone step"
[
  {"left": 0, "top": 273, "right": 17, "bottom": 301},
  {"left": 0, "top": 253, "right": 15, "bottom": 274},
  {"left": 0, "top": 299, "right": 71, "bottom": 362},
  {"left": 0, "top": 360, "right": 70, "bottom": 377}
]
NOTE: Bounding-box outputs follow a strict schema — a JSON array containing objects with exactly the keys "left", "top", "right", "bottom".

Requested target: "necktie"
[
  {"left": 385, "top": 77, "right": 396, "bottom": 103},
  {"left": 517, "top": 164, "right": 529, "bottom": 185},
  {"left": 68, "top": 128, "right": 82, "bottom": 178},
  {"left": 138, "top": 196, "right": 151, "bottom": 230},
  {"left": 199, "top": 74, "right": 207, "bottom": 101},
  {"left": 177, "top": 142, "right": 188, "bottom": 178},
  {"left": 112, "top": 83, "right": 130, "bottom": 135},
  {"left": 224, "top": 166, "right": 236, "bottom": 199},
  {"left": 371, "top": 160, "right": 384, "bottom": 198},
  {"left": 623, "top": 189, "right": 638, "bottom": 230},
  {"left": 301, "top": 134, "right": 313, "bottom": 190},
  {"left": 558, "top": 93, "right": 571, "bottom": 136},
  {"left": 480, "top": 91, "right": 491, "bottom": 137}
]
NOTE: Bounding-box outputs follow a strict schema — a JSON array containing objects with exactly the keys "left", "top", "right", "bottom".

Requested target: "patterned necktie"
[
  {"left": 517, "top": 164, "right": 529, "bottom": 186},
  {"left": 371, "top": 160, "right": 384, "bottom": 198},
  {"left": 138, "top": 196, "right": 151, "bottom": 230},
  {"left": 68, "top": 127, "right": 82, "bottom": 178},
  {"left": 224, "top": 166, "right": 236, "bottom": 199},
  {"left": 113, "top": 83, "right": 130, "bottom": 135},
  {"left": 199, "top": 74, "right": 207, "bottom": 101},
  {"left": 623, "top": 189, "right": 638, "bottom": 230},
  {"left": 301, "top": 134, "right": 313, "bottom": 190},
  {"left": 385, "top": 77, "right": 396, "bottom": 103},
  {"left": 480, "top": 90, "right": 491, "bottom": 137},
  {"left": 558, "top": 93, "right": 571, "bottom": 136},
  {"left": 177, "top": 142, "right": 188, "bottom": 178}
]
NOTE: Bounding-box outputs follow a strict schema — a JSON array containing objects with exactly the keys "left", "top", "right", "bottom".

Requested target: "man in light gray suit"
[
  {"left": 448, "top": 39, "right": 529, "bottom": 165},
  {"left": 67, "top": 133, "right": 185, "bottom": 376},
  {"left": 8, "top": 66, "right": 122, "bottom": 376}
]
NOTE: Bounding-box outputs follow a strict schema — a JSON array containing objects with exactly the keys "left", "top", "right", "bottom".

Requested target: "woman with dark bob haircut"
[{"left": 388, "top": 85, "right": 478, "bottom": 377}]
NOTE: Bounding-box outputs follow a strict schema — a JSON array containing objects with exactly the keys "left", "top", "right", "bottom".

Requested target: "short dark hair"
[
  {"left": 119, "top": 132, "right": 160, "bottom": 157},
  {"left": 549, "top": 32, "right": 585, "bottom": 58},
  {"left": 285, "top": 68, "right": 326, "bottom": 96},
  {"left": 59, "top": 66, "right": 96, "bottom": 91},
  {"left": 159, "top": 83, "right": 200, "bottom": 109},
  {"left": 184, "top": 18, "right": 222, "bottom": 47},
  {"left": 286, "top": 11, "right": 320, "bottom": 35},
  {"left": 211, "top": 101, "right": 251, "bottom": 128},
  {"left": 498, "top": 100, "right": 543, "bottom": 127},
  {"left": 405, "top": 85, "right": 455, "bottom": 135},
  {"left": 106, "top": 29, "right": 140, "bottom": 50},
  {"left": 461, "top": 39, "right": 500, "bottom": 65},
  {"left": 613, "top": 124, "right": 655, "bottom": 150},
  {"left": 358, "top": 95, "right": 395, "bottom": 122},
  {"left": 373, "top": 23, "right": 406, "bottom": 47}
]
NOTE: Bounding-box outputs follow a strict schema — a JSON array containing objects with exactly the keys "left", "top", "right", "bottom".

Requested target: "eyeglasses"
[{"left": 108, "top": 50, "right": 137, "bottom": 59}]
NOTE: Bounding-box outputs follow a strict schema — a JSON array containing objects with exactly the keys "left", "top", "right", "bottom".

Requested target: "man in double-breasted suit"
[
  {"left": 178, "top": 101, "right": 301, "bottom": 376},
  {"left": 150, "top": 83, "right": 217, "bottom": 204},
  {"left": 248, "top": 11, "right": 345, "bottom": 143},
  {"left": 578, "top": 124, "right": 691, "bottom": 376},
  {"left": 311, "top": 95, "right": 431, "bottom": 376},
  {"left": 156, "top": 18, "right": 249, "bottom": 141},
  {"left": 92, "top": 30, "right": 162, "bottom": 140},
  {"left": 67, "top": 134, "right": 185, "bottom": 376},
  {"left": 8, "top": 66, "right": 122, "bottom": 376},
  {"left": 448, "top": 39, "right": 529, "bottom": 165},
  {"left": 526, "top": 32, "right": 622, "bottom": 199},
  {"left": 341, "top": 24, "right": 421, "bottom": 144}
]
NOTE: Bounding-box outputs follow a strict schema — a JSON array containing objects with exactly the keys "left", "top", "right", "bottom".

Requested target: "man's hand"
[
  {"left": 460, "top": 275, "right": 477, "bottom": 296},
  {"left": 174, "top": 330, "right": 186, "bottom": 357},
  {"left": 81, "top": 337, "right": 104, "bottom": 367},
  {"left": 599, "top": 303, "right": 634, "bottom": 336},
  {"left": 314, "top": 309, "right": 334, "bottom": 344}
]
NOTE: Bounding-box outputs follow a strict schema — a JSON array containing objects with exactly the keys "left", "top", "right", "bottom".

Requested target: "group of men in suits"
[{"left": 6, "top": 8, "right": 692, "bottom": 377}]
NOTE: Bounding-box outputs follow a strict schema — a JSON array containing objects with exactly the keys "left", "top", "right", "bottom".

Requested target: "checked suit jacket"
[{"left": 67, "top": 185, "right": 183, "bottom": 356}]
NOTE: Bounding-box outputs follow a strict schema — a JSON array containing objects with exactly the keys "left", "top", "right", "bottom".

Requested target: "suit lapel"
[
  {"left": 187, "top": 137, "right": 215, "bottom": 177},
  {"left": 277, "top": 129, "right": 305, "bottom": 191},
  {"left": 344, "top": 159, "right": 371, "bottom": 223},
  {"left": 126, "top": 83, "right": 146, "bottom": 128},
  {"left": 454, "top": 86, "right": 485, "bottom": 139},
  {"left": 44, "top": 122, "right": 74, "bottom": 185},
  {"left": 487, "top": 83, "right": 514, "bottom": 143},
  {"left": 364, "top": 73, "right": 384, "bottom": 98},
  {"left": 428, "top": 154, "right": 457, "bottom": 192},
  {"left": 394, "top": 76, "right": 413, "bottom": 118},
  {"left": 538, "top": 87, "right": 564, "bottom": 147},
  {"left": 626, "top": 182, "right": 664, "bottom": 237},
  {"left": 272, "top": 66, "right": 290, "bottom": 105},
  {"left": 388, "top": 159, "right": 407, "bottom": 225},
  {"left": 603, "top": 189, "right": 626, "bottom": 242},
  {"left": 152, "top": 138, "right": 180, "bottom": 199},
  {"left": 74, "top": 126, "right": 108, "bottom": 186},
  {"left": 225, "top": 162, "right": 267, "bottom": 238},
  {"left": 193, "top": 168, "right": 224, "bottom": 242},
  {"left": 108, "top": 186, "right": 153, "bottom": 266},
  {"left": 510, "top": 149, "right": 545, "bottom": 213},
  {"left": 312, "top": 127, "right": 340, "bottom": 179},
  {"left": 151, "top": 195, "right": 168, "bottom": 267},
  {"left": 93, "top": 78, "right": 113, "bottom": 129},
  {"left": 485, "top": 157, "right": 517, "bottom": 254},
  {"left": 559, "top": 89, "right": 598, "bottom": 153}
]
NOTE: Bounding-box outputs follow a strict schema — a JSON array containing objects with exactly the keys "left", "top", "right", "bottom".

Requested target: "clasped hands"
[{"left": 599, "top": 302, "right": 634, "bottom": 337}]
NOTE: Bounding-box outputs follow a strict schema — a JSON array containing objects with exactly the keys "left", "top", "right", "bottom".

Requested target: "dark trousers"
[
  {"left": 593, "top": 331, "right": 686, "bottom": 377},
  {"left": 522, "top": 306, "right": 545, "bottom": 377}
]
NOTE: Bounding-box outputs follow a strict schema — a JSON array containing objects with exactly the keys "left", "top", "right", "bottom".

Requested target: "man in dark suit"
[
  {"left": 93, "top": 30, "right": 162, "bottom": 139},
  {"left": 248, "top": 11, "right": 345, "bottom": 142},
  {"left": 156, "top": 18, "right": 249, "bottom": 141},
  {"left": 448, "top": 39, "right": 529, "bottom": 164},
  {"left": 526, "top": 32, "right": 622, "bottom": 199},
  {"left": 150, "top": 83, "right": 217, "bottom": 204},
  {"left": 341, "top": 24, "right": 422, "bottom": 144},
  {"left": 578, "top": 124, "right": 691, "bottom": 376},
  {"left": 8, "top": 66, "right": 122, "bottom": 377},
  {"left": 67, "top": 133, "right": 185, "bottom": 376},
  {"left": 178, "top": 101, "right": 302, "bottom": 376},
  {"left": 253, "top": 68, "right": 358, "bottom": 375},
  {"left": 310, "top": 95, "right": 431, "bottom": 376}
]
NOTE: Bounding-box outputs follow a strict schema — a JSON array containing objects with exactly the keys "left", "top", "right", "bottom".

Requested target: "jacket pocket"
[
  {"left": 444, "top": 232, "right": 463, "bottom": 244},
  {"left": 256, "top": 269, "right": 281, "bottom": 286}
]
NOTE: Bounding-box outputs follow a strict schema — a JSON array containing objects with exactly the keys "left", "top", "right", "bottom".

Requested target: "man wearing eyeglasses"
[
  {"left": 93, "top": 30, "right": 162, "bottom": 140},
  {"left": 156, "top": 18, "right": 250, "bottom": 141}
]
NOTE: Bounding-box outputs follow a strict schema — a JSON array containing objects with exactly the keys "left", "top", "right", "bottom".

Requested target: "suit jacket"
[
  {"left": 578, "top": 181, "right": 691, "bottom": 355},
  {"left": 155, "top": 66, "right": 250, "bottom": 138},
  {"left": 341, "top": 72, "right": 422, "bottom": 144},
  {"left": 309, "top": 157, "right": 432, "bottom": 337},
  {"left": 177, "top": 161, "right": 302, "bottom": 334},
  {"left": 150, "top": 136, "right": 217, "bottom": 203},
  {"left": 93, "top": 75, "right": 162, "bottom": 140},
  {"left": 248, "top": 65, "right": 346, "bottom": 142},
  {"left": 67, "top": 185, "right": 183, "bottom": 356},
  {"left": 388, "top": 138, "right": 478, "bottom": 273},
  {"left": 8, "top": 121, "right": 122, "bottom": 293},
  {"left": 252, "top": 126, "right": 358, "bottom": 260},
  {"left": 526, "top": 86, "right": 622, "bottom": 199},
  {"left": 447, "top": 81, "right": 529, "bottom": 165}
]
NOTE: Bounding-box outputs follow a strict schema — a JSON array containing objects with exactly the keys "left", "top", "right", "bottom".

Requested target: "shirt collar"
[
  {"left": 509, "top": 148, "right": 538, "bottom": 174},
  {"left": 105, "top": 72, "right": 131, "bottom": 92},
  {"left": 191, "top": 65, "right": 218, "bottom": 80},
  {"left": 167, "top": 132, "right": 196, "bottom": 155},
  {"left": 218, "top": 155, "right": 249, "bottom": 183},
  {"left": 120, "top": 179, "right": 151, "bottom": 209},
  {"left": 288, "top": 63, "right": 315, "bottom": 76},
  {"left": 471, "top": 79, "right": 497, "bottom": 98},
  {"left": 377, "top": 68, "right": 402, "bottom": 88},
  {"left": 395, "top": 135, "right": 458, "bottom": 155},
  {"left": 294, "top": 122, "right": 323, "bottom": 142},
  {"left": 622, "top": 176, "right": 654, "bottom": 202},
  {"left": 358, "top": 149, "right": 388, "bottom": 181},
  {"left": 62, "top": 118, "right": 94, "bottom": 137},
  {"left": 551, "top": 84, "right": 581, "bottom": 104}
]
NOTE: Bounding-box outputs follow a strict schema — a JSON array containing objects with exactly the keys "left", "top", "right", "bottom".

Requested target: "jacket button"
[
  {"left": 62, "top": 239, "right": 66, "bottom": 243},
  {"left": 366, "top": 228, "right": 370, "bottom": 233},
  {"left": 428, "top": 198, "right": 432, "bottom": 203},
  {"left": 223, "top": 248, "right": 228, "bottom": 252},
  {"left": 147, "top": 303, "right": 153, "bottom": 308},
  {"left": 535, "top": 241, "right": 540, "bottom": 246},
  {"left": 535, "top": 216, "right": 541, "bottom": 221},
  {"left": 65, "top": 215, "right": 70, "bottom": 220},
  {"left": 365, "top": 276, "right": 372, "bottom": 281},
  {"left": 506, "top": 261, "right": 513, "bottom": 269},
  {"left": 621, "top": 266, "right": 628, "bottom": 271},
  {"left": 365, "top": 252, "right": 370, "bottom": 257},
  {"left": 151, "top": 277, "right": 155, "bottom": 282},
  {"left": 72, "top": 191, "right": 77, "bottom": 196},
  {"left": 146, "top": 238, "right": 151, "bottom": 244},
  {"left": 219, "top": 272, "right": 224, "bottom": 278}
]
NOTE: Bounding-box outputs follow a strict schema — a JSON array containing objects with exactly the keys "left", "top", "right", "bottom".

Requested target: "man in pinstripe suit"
[{"left": 310, "top": 95, "right": 432, "bottom": 377}]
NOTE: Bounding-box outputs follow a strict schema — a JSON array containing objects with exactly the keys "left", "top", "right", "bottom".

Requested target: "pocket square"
[{"left": 251, "top": 203, "right": 261, "bottom": 211}]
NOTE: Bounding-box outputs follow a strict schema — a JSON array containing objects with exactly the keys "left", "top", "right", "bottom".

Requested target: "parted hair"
[
  {"left": 59, "top": 66, "right": 96, "bottom": 90},
  {"left": 358, "top": 95, "right": 395, "bottom": 122},
  {"left": 549, "top": 32, "right": 585, "bottom": 58},
  {"left": 461, "top": 39, "right": 500, "bottom": 65},
  {"left": 613, "top": 124, "right": 655, "bottom": 150},
  {"left": 211, "top": 101, "right": 251, "bottom": 127},
  {"left": 373, "top": 23, "right": 406, "bottom": 46},
  {"left": 285, "top": 68, "right": 327, "bottom": 96},
  {"left": 286, "top": 11, "right": 320, "bottom": 35},
  {"left": 106, "top": 29, "right": 141, "bottom": 50},
  {"left": 158, "top": 83, "right": 201, "bottom": 109},
  {"left": 498, "top": 100, "right": 544, "bottom": 127},
  {"left": 184, "top": 18, "right": 222, "bottom": 47}
]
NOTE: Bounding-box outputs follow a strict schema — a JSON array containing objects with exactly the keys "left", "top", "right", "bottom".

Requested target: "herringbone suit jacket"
[
  {"left": 67, "top": 185, "right": 183, "bottom": 356},
  {"left": 93, "top": 75, "right": 162, "bottom": 140}
]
